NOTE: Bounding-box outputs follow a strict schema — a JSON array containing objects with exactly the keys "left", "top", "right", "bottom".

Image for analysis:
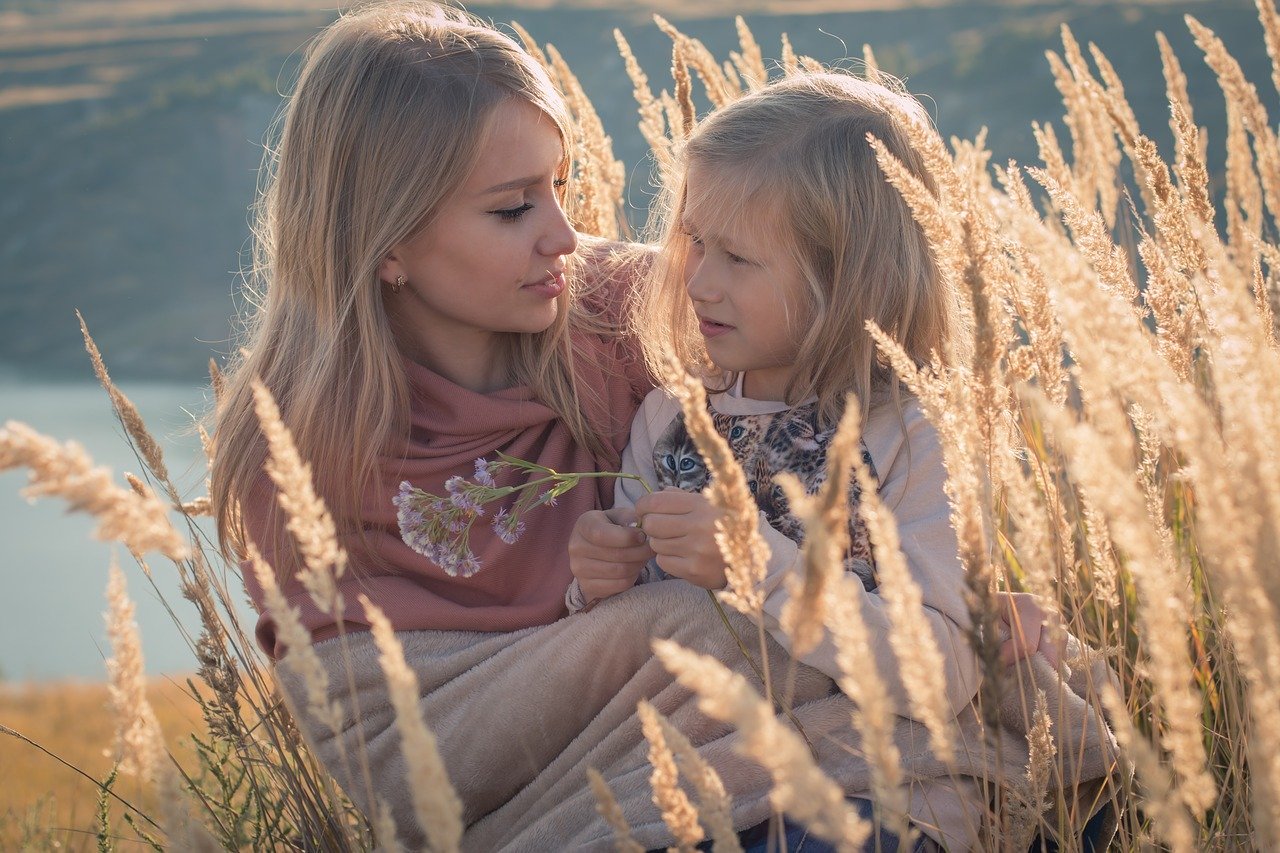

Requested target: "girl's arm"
[{"left": 565, "top": 390, "right": 674, "bottom": 612}]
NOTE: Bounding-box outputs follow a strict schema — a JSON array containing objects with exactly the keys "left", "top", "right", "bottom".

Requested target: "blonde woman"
[{"left": 212, "top": 3, "right": 1090, "bottom": 849}]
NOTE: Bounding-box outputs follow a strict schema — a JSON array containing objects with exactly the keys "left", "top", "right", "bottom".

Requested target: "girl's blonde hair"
[
  {"left": 635, "top": 71, "right": 956, "bottom": 425},
  {"left": 211, "top": 1, "right": 603, "bottom": 569}
]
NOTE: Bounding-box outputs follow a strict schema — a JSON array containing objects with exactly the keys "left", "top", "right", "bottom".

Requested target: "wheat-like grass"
[
  {"left": 642, "top": 703, "right": 742, "bottom": 852},
  {"left": 251, "top": 379, "right": 346, "bottom": 614},
  {"left": 637, "top": 702, "right": 704, "bottom": 851},
  {"left": 587, "top": 768, "right": 646, "bottom": 853},
  {"left": 0, "top": 420, "right": 188, "bottom": 559},
  {"left": 653, "top": 639, "right": 871, "bottom": 851},
  {"left": 359, "top": 594, "right": 463, "bottom": 853}
]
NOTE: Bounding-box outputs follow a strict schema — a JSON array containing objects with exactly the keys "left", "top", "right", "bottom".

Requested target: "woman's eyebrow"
[{"left": 481, "top": 175, "right": 543, "bottom": 195}]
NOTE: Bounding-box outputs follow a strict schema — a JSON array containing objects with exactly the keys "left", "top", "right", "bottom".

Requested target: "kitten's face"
[{"left": 655, "top": 434, "right": 710, "bottom": 492}]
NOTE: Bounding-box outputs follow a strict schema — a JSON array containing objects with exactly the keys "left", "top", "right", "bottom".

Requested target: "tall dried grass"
[{"left": 5, "top": 5, "right": 1280, "bottom": 851}]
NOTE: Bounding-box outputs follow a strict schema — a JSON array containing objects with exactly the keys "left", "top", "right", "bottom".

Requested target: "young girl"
[{"left": 569, "top": 72, "right": 984, "bottom": 850}]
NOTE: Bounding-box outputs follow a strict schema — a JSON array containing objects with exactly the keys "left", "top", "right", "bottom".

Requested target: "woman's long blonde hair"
[
  {"left": 635, "top": 71, "right": 956, "bottom": 425},
  {"left": 212, "top": 1, "right": 603, "bottom": 568}
]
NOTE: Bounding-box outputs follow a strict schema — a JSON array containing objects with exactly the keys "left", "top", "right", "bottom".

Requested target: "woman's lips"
[
  {"left": 522, "top": 270, "right": 566, "bottom": 298},
  {"left": 699, "top": 317, "right": 734, "bottom": 338}
]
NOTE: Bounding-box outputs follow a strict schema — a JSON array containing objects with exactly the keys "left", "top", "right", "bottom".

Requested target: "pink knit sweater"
[{"left": 242, "top": 251, "right": 652, "bottom": 658}]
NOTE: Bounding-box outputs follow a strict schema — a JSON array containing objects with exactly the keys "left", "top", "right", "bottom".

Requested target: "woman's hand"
[
  {"left": 634, "top": 488, "right": 729, "bottom": 590},
  {"left": 568, "top": 507, "right": 654, "bottom": 603},
  {"left": 997, "top": 591, "right": 1065, "bottom": 668}
]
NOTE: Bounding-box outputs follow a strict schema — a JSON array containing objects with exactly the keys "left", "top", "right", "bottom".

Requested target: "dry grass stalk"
[
  {"left": 587, "top": 767, "right": 646, "bottom": 853},
  {"left": 1254, "top": 256, "right": 1279, "bottom": 348},
  {"left": 861, "top": 43, "right": 882, "bottom": 84},
  {"left": 652, "top": 639, "right": 871, "bottom": 851},
  {"left": 614, "top": 29, "right": 674, "bottom": 171},
  {"left": 1002, "top": 688, "right": 1055, "bottom": 853},
  {"left": 1170, "top": 99, "right": 1214, "bottom": 226},
  {"left": 105, "top": 562, "right": 221, "bottom": 851},
  {"left": 1028, "top": 167, "right": 1141, "bottom": 306},
  {"left": 730, "top": 16, "right": 766, "bottom": 91},
  {"left": 780, "top": 32, "right": 797, "bottom": 76},
  {"left": 645, "top": 705, "right": 742, "bottom": 852},
  {"left": 546, "top": 43, "right": 627, "bottom": 241},
  {"left": 672, "top": 43, "right": 695, "bottom": 139},
  {"left": 78, "top": 313, "right": 170, "bottom": 487},
  {"left": 1101, "top": 687, "right": 1197, "bottom": 852},
  {"left": 360, "top": 594, "right": 464, "bottom": 853},
  {"left": 373, "top": 800, "right": 405, "bottom": 853},
  {"left": 1135, "top": 233, "right": 1197, "bottom": 379},
  {"left": 1157, "top": 31, "right": 1195, "bottom": 135},
  {"left": 992, "top": 446, "right": 1060, "bottom": 604},
  {"left": 244, "top": 541, "right": 344, "bottom": 734},
  {"left": 1189, "top": 16, "right": 1280, "bottom": 227},
  {"left": 653, "top": 16, "right": 736, "bottom": 109},
  {"left": 1225, "top": 98, "right": 1264, "bottom": 259},
  {"left": 208, "top": 356, "right": 225, "bottom": 404},
  {"left": 659, "top": 359, "right": 769, "bottom": 616},
  {"left": 1257, "top": 0, "right": 1280, "bottom": 104},
  {"left": 508, "top": 21, "right": 550, "bottom": 72},
  {"left": 105, "top": 560, "right": 166, "bottom": 781},
  {"left": 773, "top": 400, "right": 861, "bottom": 656},
  {"left": 0, "top": 420, "right": 188, "bottom": 559},
  {"left": 250, "top": 379, "right": 346, "bottom": 614},
  {"left": 847, "top": 429, "right": 956, "bottom": 764},
  {"left": 637, "top": 702, "right": 704, "bottom": 851},
  {"left": 1027, "top": 392, "right": 1216, "bottom": 816}
]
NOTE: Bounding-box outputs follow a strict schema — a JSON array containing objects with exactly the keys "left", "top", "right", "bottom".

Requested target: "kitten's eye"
[
  {"left": 679, "top": 457, "right": 697, "bottom": 472},
  {"left": 662, "top": 454, "right": 676, "bottom": 472},
  {"left": 729, "top": 425, "right": 745, "bottom": 440},
  {"left": 748, "top": 479, "right": 758, "bottom": 491}
]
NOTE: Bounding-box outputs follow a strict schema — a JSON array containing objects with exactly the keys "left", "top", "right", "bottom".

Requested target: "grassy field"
[{"left": 0, "top": 678, "right": 206, "bottom": 850}]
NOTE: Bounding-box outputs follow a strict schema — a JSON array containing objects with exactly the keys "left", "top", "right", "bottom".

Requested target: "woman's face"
[{"left": 380, "top": 98, "right": 578, "bottom": 376}]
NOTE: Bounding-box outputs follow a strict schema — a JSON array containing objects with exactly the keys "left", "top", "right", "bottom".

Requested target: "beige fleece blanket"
[{"left": 276, "top": 580, "right": 1121, "bottom": 851}]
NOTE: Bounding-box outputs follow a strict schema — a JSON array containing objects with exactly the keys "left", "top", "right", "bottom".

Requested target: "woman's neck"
[{"left": 397, "top": 327, "right": 511, "bottom": 393}]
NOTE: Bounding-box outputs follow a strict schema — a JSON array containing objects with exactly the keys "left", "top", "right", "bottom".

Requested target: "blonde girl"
[{"left": 568, "top": 72, "right": 1109, "bottom": 851}]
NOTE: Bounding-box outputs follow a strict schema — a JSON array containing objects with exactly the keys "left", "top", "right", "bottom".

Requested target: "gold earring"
[{"left": 392, "top": 274, "right": 406, "bottom": 294}]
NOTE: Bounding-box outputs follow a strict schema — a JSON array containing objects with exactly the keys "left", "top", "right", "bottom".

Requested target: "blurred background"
[{"left": 0, "top": 0, "right": 1272, "bottom": 681}]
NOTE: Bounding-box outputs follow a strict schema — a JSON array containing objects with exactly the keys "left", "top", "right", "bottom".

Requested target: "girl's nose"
[
  {"left": 538, "top": 199, "right": 579, "bottom": 258},
  {"left": 684, "top": 260, "right": 720, "bottom": 303}
]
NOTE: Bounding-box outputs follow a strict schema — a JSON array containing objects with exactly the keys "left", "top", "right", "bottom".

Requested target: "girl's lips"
[
  {"left": 699, "top": 317, "right": 734, "bottom": 338},
  {"left": 522, "top": 270, "right": 566, "bottom": 298}
]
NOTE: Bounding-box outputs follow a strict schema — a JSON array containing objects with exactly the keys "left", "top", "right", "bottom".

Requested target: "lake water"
[{"left": 0, "top": 378, "right": 256, "bottom": 682}]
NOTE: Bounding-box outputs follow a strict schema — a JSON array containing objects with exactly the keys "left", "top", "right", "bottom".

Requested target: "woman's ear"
[{"left": 378, "top": 251, "right": 403, "bottom": 286}]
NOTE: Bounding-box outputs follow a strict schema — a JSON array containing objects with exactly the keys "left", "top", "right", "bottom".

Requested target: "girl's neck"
[{"left": 742, "top": 367, "right": 794, "bottom": 402}]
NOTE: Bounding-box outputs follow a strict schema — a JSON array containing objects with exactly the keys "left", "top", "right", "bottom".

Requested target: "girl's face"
[
  {"left": 681, "top": 165, "right": 809, "bottom": 402},
  {"left": 380, "top": 98, "right": 577, "bottom": 381}
]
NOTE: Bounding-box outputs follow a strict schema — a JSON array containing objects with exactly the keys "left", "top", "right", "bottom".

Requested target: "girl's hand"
[
  {"left": 634, "top": 488, "right": 729, "bottom": 590},
  {"left": 568, "top": 507, "right": 654, "bottom": 603},
  {"left": 997, "top": 591, "right": 1065, "bottom": 668}
]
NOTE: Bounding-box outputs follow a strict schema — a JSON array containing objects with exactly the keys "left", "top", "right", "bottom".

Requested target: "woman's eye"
[
  {"left": 553, "top": 178, "right": 568, "bottom": 189},
  {"left": 491, "top": 203, "right": 534, "bottom": 221}
]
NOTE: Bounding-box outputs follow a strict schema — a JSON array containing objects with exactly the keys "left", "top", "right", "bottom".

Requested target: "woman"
[{"left": 211, "top": 3, "right": 1111, "bottom": 850}]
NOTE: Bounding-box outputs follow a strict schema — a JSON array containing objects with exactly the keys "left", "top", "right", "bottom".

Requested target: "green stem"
[{"left": 705, "top": 592, "right": 819, "bottom": 761}]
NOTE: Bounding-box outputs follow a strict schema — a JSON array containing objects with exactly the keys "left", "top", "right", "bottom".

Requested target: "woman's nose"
[{"left": 538, "top": 200, "right": 579, "bottom": 258}]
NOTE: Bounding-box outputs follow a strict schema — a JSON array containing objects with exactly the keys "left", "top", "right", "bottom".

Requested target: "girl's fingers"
[{"left": 580, "top": 512, "right": 648, "bottom": 548}]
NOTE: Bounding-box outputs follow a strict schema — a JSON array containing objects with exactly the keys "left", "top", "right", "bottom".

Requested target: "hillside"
[{"left": 0, "top": 0, "right": 1271, "bottom": 380}]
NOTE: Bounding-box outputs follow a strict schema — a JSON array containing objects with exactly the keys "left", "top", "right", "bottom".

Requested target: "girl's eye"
[
  {"left": 727, "top": 250, "right": 751, "bottom": 265},
  {"left": 686, "top": 232, "right": 704, "bottom": 249},
  {"left": 491, "top": 203, "right": 534, "bottom": 221}
]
